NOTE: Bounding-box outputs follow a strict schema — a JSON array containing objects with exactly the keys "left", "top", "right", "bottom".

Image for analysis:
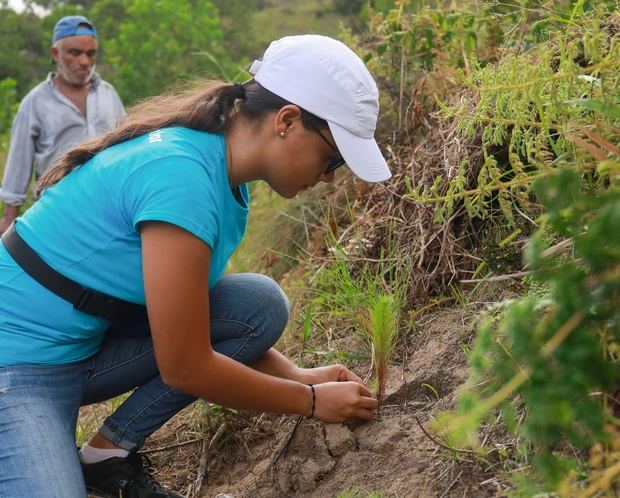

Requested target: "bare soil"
[{"left": 121, "top": 307, "right": 509, "bottom": 498}]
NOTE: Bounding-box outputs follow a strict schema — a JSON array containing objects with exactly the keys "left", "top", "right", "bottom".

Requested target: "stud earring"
[{"left": 279, "top": 131, "right": 285, "bottom": 138}]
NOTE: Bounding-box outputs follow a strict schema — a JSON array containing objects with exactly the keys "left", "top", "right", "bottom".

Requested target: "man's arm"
[
  {"left": 0, "top": 205, "right": 19, "bottom": 234},
  {"left": 0, "top": 106, "right": 36, "bottom": 233}
]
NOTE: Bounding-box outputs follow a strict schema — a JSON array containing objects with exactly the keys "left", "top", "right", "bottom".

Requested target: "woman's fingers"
[
  {"left": 338, "top": 367, "right": 364, "bottom": 385},
  {"left": 354, "top": 407, "right": 375, "bottom": 421},
  {"left": 313, "top": 381, "right": 379, "bottom": 423},
  {"left": 300, "top": 364, "right": 364, "bottom": 385},
  {"left": 356, "top": 383, "right": 373, "bottom": 398},
  {"left": 359, "top": 394, "right": 379, "bottom": 410}
]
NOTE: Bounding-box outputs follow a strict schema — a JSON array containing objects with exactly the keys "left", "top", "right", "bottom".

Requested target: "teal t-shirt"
[{"left": 0, "top": 127, "right": 249, "bottom": 366}]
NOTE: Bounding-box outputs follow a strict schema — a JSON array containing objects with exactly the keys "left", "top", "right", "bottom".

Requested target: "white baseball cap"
[{"left": 249, "top": 35, "right": 391, "bottom": 183}]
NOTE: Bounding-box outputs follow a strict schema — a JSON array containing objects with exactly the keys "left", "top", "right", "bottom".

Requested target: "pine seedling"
[{"left": 362, "top": 293, "right": 400, "bottom": 405}]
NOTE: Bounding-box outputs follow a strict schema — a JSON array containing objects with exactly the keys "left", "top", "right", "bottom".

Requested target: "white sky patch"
[{"left": 7, "top": 0, "right": 48, "bottom": 16}]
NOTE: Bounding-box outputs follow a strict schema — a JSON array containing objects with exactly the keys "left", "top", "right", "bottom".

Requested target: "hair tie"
[{"left": 233, "top": 83, "right": 246, "bottom": 101}]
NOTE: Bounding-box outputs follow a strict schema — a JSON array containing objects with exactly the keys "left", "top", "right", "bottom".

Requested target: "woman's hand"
[
  {"left": 294, "top": 364, "right": 364, "bottom": 386},
  {"left": 312, "top": 381, "right": 378, "bottom": 422}
]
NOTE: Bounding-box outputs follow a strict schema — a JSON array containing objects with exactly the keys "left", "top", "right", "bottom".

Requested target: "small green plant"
[
  {"left": 310, "top": 229, "right": 405, "bottom": 401},
  {"left": 421, "top": 382, "right": 440, "bottom": 400},
  {"left": 75, "top": 420, "right": 91, "bottom": 448},
  {"left": 297, "top": 303, "right": 313, "bottom": 366},
  {"left": 361, "top": 292, "right": 400, "bottom": 404}
]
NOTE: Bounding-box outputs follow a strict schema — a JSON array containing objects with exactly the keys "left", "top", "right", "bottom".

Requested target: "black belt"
[{"left": 1, "top": 224, "right": 146, "bottom": 322}]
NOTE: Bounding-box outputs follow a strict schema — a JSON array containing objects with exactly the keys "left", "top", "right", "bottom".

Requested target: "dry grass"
[{"left": 283, "top": 88, "right": 491, "bottom": 317}]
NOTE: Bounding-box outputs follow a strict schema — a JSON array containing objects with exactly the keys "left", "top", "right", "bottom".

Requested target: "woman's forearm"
[
  {"left": 249, "top": 347, "right": 303, "bottom": 381},
  {"left": 173, "top": 350, "right": 312, "bottom": 416}
]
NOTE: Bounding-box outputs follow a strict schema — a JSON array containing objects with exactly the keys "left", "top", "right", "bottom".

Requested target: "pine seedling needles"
[{"left": 362, "top": 293, "right": 401, "bottom": 406}]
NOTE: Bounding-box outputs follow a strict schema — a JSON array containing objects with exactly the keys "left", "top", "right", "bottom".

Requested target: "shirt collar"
[{"left": 45, "top": 71, "right": 101, "bottom": 91}]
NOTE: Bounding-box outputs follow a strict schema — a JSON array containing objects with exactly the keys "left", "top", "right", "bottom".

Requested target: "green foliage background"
[
  {"left": 0, "top": 0, "right": 361, "bottom": 106},
  {"left": 0, "top": 77, "right": 18, "bottom": 148},
  {"left": 90, "top": 0, "right": 223, "bottom": 103}
]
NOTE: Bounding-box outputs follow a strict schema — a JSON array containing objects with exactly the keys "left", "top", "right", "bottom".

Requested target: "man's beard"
[{"left": 57, "top": 60, "right": 96, "bottom": 86}]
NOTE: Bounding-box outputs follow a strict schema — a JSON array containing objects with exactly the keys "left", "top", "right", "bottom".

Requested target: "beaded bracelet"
[{"left": 307, "top": 384, "right": 316, "bottom": 418}]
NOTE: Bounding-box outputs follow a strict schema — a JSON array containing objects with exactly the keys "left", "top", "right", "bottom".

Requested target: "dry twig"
[
  {"left": 142, "top": 438, "right": 202, "bottom": 455},
  {"left": 186, "top": 422, "right": 228, "bottom": 498},
  {"left": 414, "top": 416, "right": 477, "bottom": 455}
]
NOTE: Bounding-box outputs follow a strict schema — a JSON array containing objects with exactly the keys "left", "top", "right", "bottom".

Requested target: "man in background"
[{"left": 0, "top": 15, "right": 125, "bottom": 233}]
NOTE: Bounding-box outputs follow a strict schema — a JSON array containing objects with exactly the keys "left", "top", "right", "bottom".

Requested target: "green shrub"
[
  {"left": 0, "top": 77, "right": 18, "bottom": 150},
  {"left": 421, "top": 5, "right": 620, "bottom": 494},
  {"left": 412, "top": 5, "right": 619, "bottom": 226},
  {"left": 90, "top": 0, "right": 226, "bottom": 104},
  {"left": 440, "top": 164, "right": 619, "bottom": 492}
]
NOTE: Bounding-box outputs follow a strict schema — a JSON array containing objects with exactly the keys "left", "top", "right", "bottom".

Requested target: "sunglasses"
[{"left": 310, "top": 125, "right": 346, "bottom": 174}]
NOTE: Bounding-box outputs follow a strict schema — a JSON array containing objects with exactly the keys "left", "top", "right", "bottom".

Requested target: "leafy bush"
[
  {"left": 431, "top": 7, "right": 620, "bottom": 491},
  {"left": 90, "top": 0, "right": 226, "bottom": 104},
  {"left": 331, "top": 0, "right": 364, "bottom": 16},
  {"left": 415, "top": 6, "right": 619, "bottom": 226},
  {"left": 0, "top": 77, "right": 18, "bottom": 150},
  {"left": 332, "top": 2, "right": 620, "bottom": 493},
  {"left": 0, "top": 7, "right": 48, "bottom": 99},
  {"left": 440, "top": 160, "right": 619, "bottom": 483},
  {"left": 345, "top": 0, "right": 504, "bottom": 128}
]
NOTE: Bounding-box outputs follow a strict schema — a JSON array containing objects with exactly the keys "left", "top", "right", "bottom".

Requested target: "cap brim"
[{"left": 328, "top": 122, "right": 391, "bottom": 183}]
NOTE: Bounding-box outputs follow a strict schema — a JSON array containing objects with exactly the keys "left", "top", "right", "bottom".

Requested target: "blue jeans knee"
[{"left": 208, "top": 273, "right": 289, "bottom": 363}]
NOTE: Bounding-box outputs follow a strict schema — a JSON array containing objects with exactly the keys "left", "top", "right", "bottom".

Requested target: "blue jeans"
[{"left": 0, "top": 273, "right": 289, "bottom": 498}]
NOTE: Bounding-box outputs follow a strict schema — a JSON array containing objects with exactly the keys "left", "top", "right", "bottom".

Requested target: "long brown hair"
[{"left": 36, "top": 80, "right": 328, "bottom": 195}]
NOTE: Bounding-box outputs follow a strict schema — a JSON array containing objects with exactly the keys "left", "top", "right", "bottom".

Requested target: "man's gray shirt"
[{"left": 0, "top": 72, "right": 125, "bottom": 205}]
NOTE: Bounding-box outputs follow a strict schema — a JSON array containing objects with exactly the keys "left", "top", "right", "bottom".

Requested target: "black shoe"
[{"left": 81, "top": 448, "right": 183, "bottom": 498}]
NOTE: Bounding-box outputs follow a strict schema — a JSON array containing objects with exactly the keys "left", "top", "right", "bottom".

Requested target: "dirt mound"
[{"left": 138, "top": 307, "right": 502, "bottom": 498}]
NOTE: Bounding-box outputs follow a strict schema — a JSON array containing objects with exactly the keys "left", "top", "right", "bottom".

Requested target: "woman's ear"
[{"left": 273, "top": 105, "right": 303, "bottom": 138}]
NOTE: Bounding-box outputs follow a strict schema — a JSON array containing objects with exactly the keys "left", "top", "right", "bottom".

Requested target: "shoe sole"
[{"left": 86, "top": 486, "right": 117, "bottom": 498}]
